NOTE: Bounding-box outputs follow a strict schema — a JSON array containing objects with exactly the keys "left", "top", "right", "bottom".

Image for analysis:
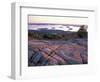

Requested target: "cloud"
[{"left": 28, "top": 24, "right": 81, "bottom": 32}]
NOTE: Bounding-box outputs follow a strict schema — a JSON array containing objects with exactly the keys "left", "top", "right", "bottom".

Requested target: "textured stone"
[{"left": 28, "top": 38, "right": 88, "bottom": 66}]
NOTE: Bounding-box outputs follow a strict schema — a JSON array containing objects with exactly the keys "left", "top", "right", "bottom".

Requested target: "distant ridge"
[{"left": 28, "top": 29, "right": 75, "bottom": 35}]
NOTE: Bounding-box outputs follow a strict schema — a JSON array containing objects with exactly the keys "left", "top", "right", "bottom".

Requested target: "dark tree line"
[{"left": 28, "top": 25, "right": 88, "bottom": 40}]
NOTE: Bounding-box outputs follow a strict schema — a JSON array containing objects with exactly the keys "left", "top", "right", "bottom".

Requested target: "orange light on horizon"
[{"left": 28, "top": 15, "right": 88, "bottom": 25}]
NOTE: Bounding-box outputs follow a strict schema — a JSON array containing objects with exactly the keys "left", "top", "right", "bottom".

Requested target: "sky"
[
  {"left": 28, "top": 16, "right": 88, "bottom": 25},
  {"left": 28, "top": 16, "right": 88, "bottom": 32}
]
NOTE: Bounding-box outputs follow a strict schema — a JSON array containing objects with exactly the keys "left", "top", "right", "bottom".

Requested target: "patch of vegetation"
[{"left": 28, "top": 30, "right": 87, "bottom": 40}]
